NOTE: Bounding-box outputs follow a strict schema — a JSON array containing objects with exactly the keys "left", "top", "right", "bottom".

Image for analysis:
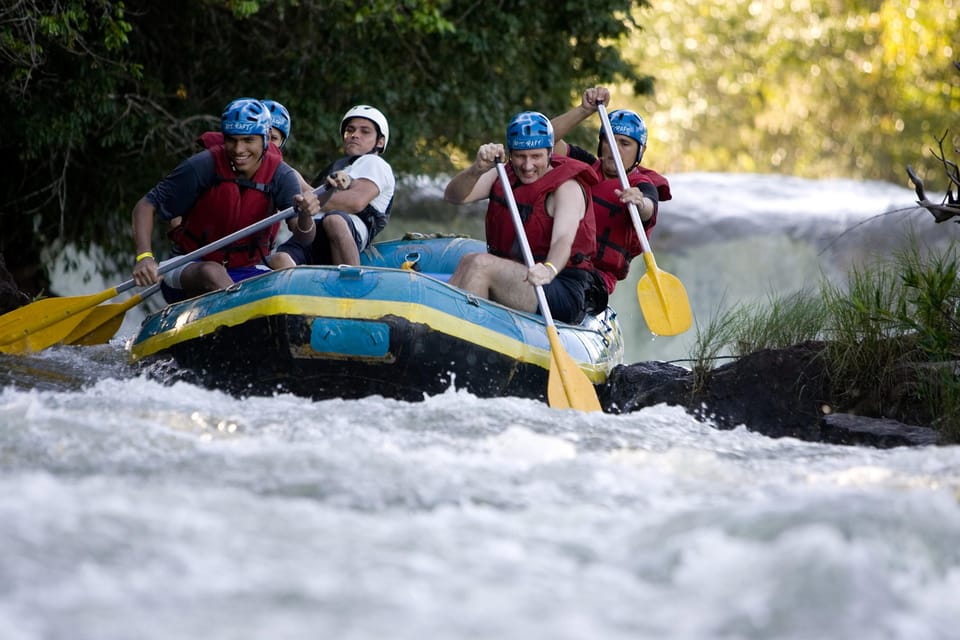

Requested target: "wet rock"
[
  {"left": 820, "top": 413, "right": 938, "bottom": 448},
  {"left": 601, "top": 341, "right": 940, "bottom": 447}
]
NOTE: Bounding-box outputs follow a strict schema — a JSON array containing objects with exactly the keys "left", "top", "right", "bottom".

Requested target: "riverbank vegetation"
[{"left": 691, "top": 239, "right": 960, "bottom": 443}]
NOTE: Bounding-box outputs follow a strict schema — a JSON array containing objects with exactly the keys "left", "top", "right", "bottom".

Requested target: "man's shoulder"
[
  {"left": 183, "top": 149, "right": 215, "bottom": 172},
  {"left": 352, "top": 154, "right": 396, "bottom": 186},
  {"left": 353, "top": 153, "right": 393, "bottom": 171},
  {"left": 275, "top": 161, "right": 299, "bottom": 180},
  {"left": 160, "top": 150, "right": 214, "bottom": 188}
]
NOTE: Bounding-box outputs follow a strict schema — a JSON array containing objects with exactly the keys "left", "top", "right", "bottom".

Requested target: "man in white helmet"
[{"left": 272, "top": 105, "right": 396, "bottom": 267}]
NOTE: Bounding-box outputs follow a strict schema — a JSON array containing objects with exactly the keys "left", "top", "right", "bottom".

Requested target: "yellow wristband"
[
  {"left": 136, "top": 251, "right": 154, "bottom": 263},
  {"left": 543, "top": 261, "right": 559, "bottom": 277}
]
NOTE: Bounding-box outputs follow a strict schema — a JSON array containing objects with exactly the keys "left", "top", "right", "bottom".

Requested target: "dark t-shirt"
[{"left": 144, "top": 150, "right": 301, "bottom": 221}]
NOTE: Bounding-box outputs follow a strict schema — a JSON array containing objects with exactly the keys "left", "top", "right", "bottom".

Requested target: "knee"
[
  {"left": 189, "top": 261, "right": 230, "bottom": 290},
  {"left": 457, "top": 252, "right": 495, "bottom": 272},
  {"left": 322, "top": 215, "right": 348, "bottom": 236},
  {"left": 269, "top": 252, "right": 295, "bottom": 270}
]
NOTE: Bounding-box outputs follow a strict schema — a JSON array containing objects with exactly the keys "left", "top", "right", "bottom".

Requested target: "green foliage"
[
  {"left": 690, "top": 297, "right": 748, "bottom": 393},
  {"left": 694, "top": 241, "right": 960, "bottom": 442},
  {"left": 690, "top": 289, "right": 826, "bottom": 393},
  {"left": 1, "top": 0, "right": 647, "bottom": 289},
  {"left": 622, "top": 0, "right": 959, "bottom": 185}
]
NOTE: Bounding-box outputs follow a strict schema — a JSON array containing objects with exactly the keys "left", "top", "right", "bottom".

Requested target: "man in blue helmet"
[
  {"left": 443, "top": 111, "right": 603, "bottom": 325},
  {"left": 271, "top": 104, "right": 396, "bottom": 268},
  {"left": 131, "top": 97, "right": 322, "bottom": 302},
  {"left": 550, "top": 86, "right": 672, "bottom": 296}
]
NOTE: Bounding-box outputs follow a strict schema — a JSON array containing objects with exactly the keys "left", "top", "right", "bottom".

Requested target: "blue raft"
[{"left": 128, "top": 235, "right": 624, "bottom": 402}]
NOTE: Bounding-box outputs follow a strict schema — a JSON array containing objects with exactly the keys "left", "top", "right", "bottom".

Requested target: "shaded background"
[{"left": 2, "top": 0, "right": 957, "bottom": 297}]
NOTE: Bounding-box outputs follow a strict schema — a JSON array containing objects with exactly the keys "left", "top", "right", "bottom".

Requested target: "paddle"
[
  {"left": 597, "top": 103, "right": 692, "bottom": 336},
  {"left": 62, "top": 283, "right": 162, "bottom": 346},
  {"left": 494, "top": 159, "right": 603, "bottom": 412},
  {"left": 0, "top": 184, "right": 331, "bottom": 354}
]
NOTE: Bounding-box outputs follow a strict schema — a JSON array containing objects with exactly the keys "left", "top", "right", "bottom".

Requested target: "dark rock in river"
[{"left": 601, "top": 341, "right": 940, "bottom": 448}]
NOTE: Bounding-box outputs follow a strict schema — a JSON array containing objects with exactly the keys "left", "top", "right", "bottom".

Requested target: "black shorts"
[
  {"left": 274, "top": 212, "right": 368, "bottom": 265},
  {"left": 541, "top": 268, "right": 607, "bottom": 325}
]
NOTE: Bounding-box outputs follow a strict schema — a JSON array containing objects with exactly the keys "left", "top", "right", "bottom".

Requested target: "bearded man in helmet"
[
  {"left": 272, "top": 105, "right": 396, "bottom": 268},
  {"left": 443, "top": 111, "right": 604, "bottom": 325}
]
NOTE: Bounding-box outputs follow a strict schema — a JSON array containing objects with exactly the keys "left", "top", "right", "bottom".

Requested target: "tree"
[
  {"left": 1, "top": 0, "right": 649, "bottom": 295},
  {"left": 618, "top": 0, "right": 958, "bottom": 183}
]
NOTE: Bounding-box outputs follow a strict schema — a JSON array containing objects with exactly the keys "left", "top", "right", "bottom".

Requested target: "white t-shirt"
[{"left": 347, "top": 154, "right": 395, "bottom": 215}]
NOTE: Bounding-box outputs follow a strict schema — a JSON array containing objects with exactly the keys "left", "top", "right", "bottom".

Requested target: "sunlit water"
[{"left": 4, "top": 173, "right": 959, "bottom": 639}]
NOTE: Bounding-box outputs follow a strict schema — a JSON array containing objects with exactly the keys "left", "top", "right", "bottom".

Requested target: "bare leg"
[
  {"left": 448, "top": 253, "right": 537, "bottom": 313},
  {"left": 322, "top": 215, "right": 361, "bottom": 266},
  {"left": 268, "top": 252, "right": 296, "bottom": 269},
  {"left": 179, "top": 261, "right": 234, "bottom": 297}
]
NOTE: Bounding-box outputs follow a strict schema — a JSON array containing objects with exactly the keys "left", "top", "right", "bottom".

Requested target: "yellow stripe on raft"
[{"left": 129, "top": 294, "right": 608, "bottom": 383}]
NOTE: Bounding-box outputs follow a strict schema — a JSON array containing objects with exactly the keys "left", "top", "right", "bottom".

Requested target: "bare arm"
[
  {"left": 550, "top": 86, "right": 610, "bottom": 156},
  {"left": 132, "top": 197, "right": 159, "bottom": 286},
  {"left": 545, "top": 179, "right": 586, "bottom": 266},
  {"left": 444, "top": 143, "right": 503, "bottom": 204},
  {"left": 616, "top": 186, "right": 656, "bottom": 222},
  {"left": 288, "top": 174, "right": 350, "bottom": 244},
  {"left": 318, "top": 177, "right": 379, "bottom": 214},
  {"left": 526, "top": 179, "right": 587, "bottom": 286}
]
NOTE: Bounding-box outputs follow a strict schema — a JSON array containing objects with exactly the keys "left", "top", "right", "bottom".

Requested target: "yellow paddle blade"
[
  {"left": 0, "top": 307, "right": 97, "bottom": 354},
  {"left": 637, "top": 254, "right": 692, "bottom": 337},
  {"left": 545, "top": 325, "right": 603, "bottom": 412},
  {"left": 637, "top": 269, "right": 692, "bottom": 336},
  {"left": 0, "top": 288, "right": 119, "bottom": 353},
  {"left": 62, "top": 303, "right": 128, "bottom": 346},
  {"left": 63, "top": 285, "right": 158, "bottom": 346}
]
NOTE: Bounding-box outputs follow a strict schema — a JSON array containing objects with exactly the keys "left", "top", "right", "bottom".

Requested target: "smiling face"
[
  {"left": 341, "top": 117, "right": 383, "bottom": 156},
  {"left": 599, "top": 134, "right": 642, "bottom": 179},
  {"left": 224, "top": 134, "right": 265, "bottom": 179},
  {"left": 509, "top": 148, "right": 552, "bottom": 184}
]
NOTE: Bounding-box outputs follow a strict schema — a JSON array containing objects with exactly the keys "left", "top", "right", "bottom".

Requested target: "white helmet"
[{"left": 340, "top": 105, "right": 390, "bottom": 153}]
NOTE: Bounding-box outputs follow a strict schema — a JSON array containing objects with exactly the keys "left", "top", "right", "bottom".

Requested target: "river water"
[{"left": 3, "top": 173, "right": 959, "bottom": 639}]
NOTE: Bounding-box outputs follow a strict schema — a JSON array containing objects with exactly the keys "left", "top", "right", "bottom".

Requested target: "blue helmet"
[
  {"left": 262, "top": 99, "right": 291, "bottom": 147},
  {"left": 221, "top": 98, "right": 271, "bottom": 149},
  {"left": 506, "top": 111, "right": 554, "bottom": 151},
  {"left": 600, "top": 109, "right": 648, "bottom": 166}
]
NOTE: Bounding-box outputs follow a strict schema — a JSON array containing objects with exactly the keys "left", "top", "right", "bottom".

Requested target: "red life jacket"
[
  {"left": 590, "top": 160, "right": 672, "bottom": 293},
  {"left": 170, "top": 137, "right": 283, "bottom": 268},
  {"left": 486, "top": 155, "right": 598, "bottom": 270}
]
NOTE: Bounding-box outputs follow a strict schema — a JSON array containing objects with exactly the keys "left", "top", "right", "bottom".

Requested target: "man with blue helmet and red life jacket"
[
  {"left": 271, "top": 104, "right": 396, "bottom": 268},
  {"left": 443, "top": 111, "right": 604, "bottom": 325},
  {"left": 131, "top": 98, "right": 322, "bottom": 302},
  {"left": 550, "top": 86, "right": 672, "bottom": 296},
  {"left": 169, "top": 98, "right": 313, "bottom": 233}
]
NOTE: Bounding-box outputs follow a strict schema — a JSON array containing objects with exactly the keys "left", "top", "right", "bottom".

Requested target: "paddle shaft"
[
  {"left": 596, "top": 102, "right": 692, "bottom": 337},
  {"left": 128, "top": 183, "right": 331, "bottom": 294},
  {"left": 0, "top": 183, "right": 330, "bottom": 349},
  {"left": 493, "top": 161, "right": 555, "bottom": 326},
  {"left": 596, "top": 103, "right": 657, "bottom": 263},
  {"left": 493, "top": 159, "right": 602, "bottom": 412}
]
